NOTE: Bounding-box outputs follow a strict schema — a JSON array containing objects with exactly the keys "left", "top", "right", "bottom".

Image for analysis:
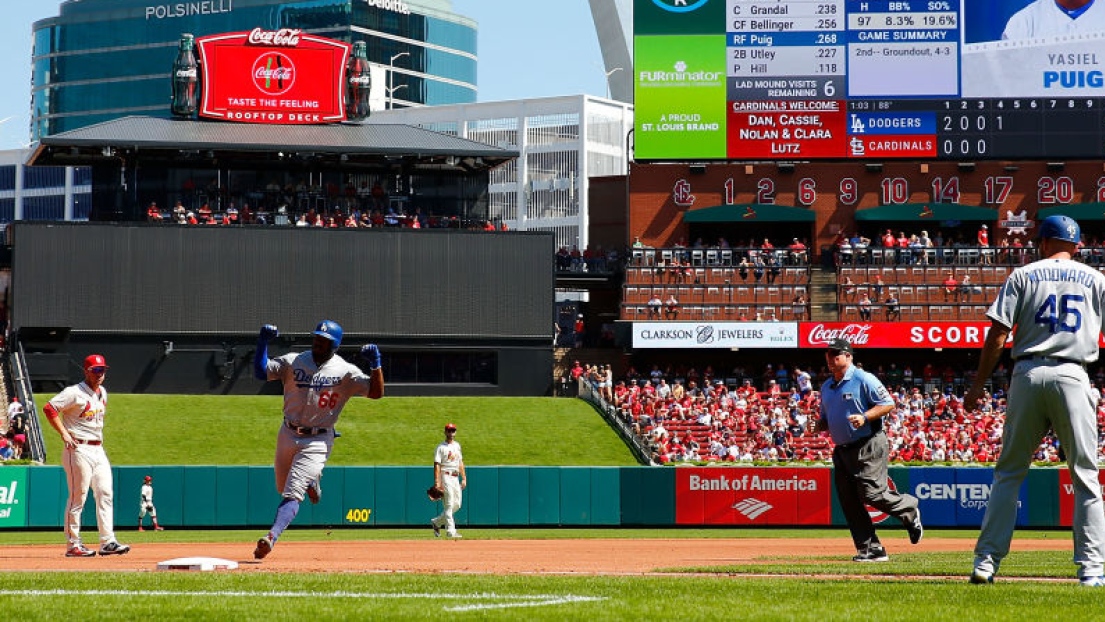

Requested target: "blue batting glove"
[
  {"left": 360, "top": 344, "right": 381, "bottom": 369},
  {"left": 259, "top": 324, "right": 279, "bottom": 342}
]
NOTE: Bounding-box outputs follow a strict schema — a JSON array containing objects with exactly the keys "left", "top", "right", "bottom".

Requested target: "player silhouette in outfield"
[
  {"left": 1003, "top": 0, "right": 1105, "bottom": 40},
  {"left": 251, "top": 321, "right": 384, "bottom": 560}
]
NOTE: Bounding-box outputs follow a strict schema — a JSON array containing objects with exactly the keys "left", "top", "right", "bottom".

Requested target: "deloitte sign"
[{"left": 365, "top": 0, "right": 411, "bottom": 15}]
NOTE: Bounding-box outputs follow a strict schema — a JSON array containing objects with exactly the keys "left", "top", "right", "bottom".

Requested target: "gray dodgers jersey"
[
  {"left": 266, "top": 351, "right": 373, "bottom": 428},
  {"left": 988, "top": 256, "right": 1105, "bottom": 363}
]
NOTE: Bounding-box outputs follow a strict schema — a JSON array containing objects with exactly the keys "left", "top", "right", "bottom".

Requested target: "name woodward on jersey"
[{"left": 689, "top": 474, "right": 818, "bottom": 492}]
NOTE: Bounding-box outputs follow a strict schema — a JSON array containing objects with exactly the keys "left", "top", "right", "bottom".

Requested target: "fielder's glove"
[{"left": 426, "top": 485, "right": 444, "bottom": 501}]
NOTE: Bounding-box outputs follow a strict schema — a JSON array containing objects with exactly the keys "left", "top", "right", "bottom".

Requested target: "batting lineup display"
[{"left": 634, "top": 0, "right": 1105, "bottom": 160}]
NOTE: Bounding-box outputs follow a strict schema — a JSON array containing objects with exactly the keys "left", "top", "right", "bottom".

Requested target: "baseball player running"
[
  {"left": 252, "top": 320, "right": 384, "bottom": 559},
  {"left": 138, "top": 475, "right": 163, "bottom": 531},
  {"left": 430, "top": 423, "right": 466, "bottom": 538},
  {"left": 43, "top": 354, "right": 131, "bottom": 557},
  {"left": 964, "top": 215, "right": 1105, "bottom": 587}
]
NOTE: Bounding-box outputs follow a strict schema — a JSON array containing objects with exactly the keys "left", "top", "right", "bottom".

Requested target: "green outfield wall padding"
[
  {"left": 27, "top": 467, "right": 65, "bottom": 528},
  {"left": 247, "top": 466, "right": 278, "bottom": 526},
  {"left": 372, "top": 466, "right": 410, "bottom": 526},
  {"left": 619, "top": 467, "right": 675, "bottom": 525},
  {"left": 466, "top": 467, "right": 500, "bottom": 526},
  {"left": 529, "top": 467, "right": 562, "bottom": 525},
  {"left": 497, "top": 467, "right": 531, "bottom": 525},
  {"left": 589, "top": 468, "right": 621, "bottom": 525},
  {"left": 215, "top": 466, "right": 250, "bottom": 526},
  {"left": 179, "top": 467, "right": 217, "bottom": 527},
  {"left": 559, "top": 468, "right": 592, "bottom": 525},
  {"left": 1026, "top": 468, "right": 1057, "bottom": 527},
  {"left": 342, "top": 467, "right": 377, "bottom": 526}
]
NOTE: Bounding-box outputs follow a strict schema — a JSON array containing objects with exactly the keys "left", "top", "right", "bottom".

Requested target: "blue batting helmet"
[
  {"left": 1039, "top": 214, "right": 1081, "bottom": 244},
  {"left": 312, "top": 320, "right": 343, "bottom": 347}
]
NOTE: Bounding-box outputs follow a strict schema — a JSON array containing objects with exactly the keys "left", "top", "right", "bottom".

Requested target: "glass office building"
[{"left": 31, "top": 0, "right": 477, "bottom": 141}]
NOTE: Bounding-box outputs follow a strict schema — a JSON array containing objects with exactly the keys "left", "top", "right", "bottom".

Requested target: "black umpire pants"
[{"left": 832, "top": 430, "right": 919, "bottom": 551}]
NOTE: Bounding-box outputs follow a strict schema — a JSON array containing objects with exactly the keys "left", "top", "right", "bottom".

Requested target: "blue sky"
[{"left": 0, "top": 0, "right": 608, "bottom": 149}]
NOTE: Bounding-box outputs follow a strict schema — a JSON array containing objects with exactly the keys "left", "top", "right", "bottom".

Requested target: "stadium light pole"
[{"left": 389, "top": 52, "right": 410, "bottom": 110}]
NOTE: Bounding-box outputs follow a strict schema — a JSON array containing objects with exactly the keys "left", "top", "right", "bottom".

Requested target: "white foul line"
[{"left": 0, "top": 589, "right": 607, "bottom": 611}]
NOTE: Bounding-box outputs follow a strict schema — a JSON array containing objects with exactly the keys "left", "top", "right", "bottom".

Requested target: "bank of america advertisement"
[{"left": 632, "top": 321, "right": 798, "bottom": 349}]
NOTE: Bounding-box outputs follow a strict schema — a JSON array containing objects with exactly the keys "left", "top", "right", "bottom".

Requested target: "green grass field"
[
  {"left": 19, "top": 395, "right": 1099, "bottom": 620},
  {"left": 35, "top": 395, "right": 639, "bottom": 467}
]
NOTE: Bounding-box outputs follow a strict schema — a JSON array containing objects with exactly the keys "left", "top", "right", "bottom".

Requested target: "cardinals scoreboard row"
[{"left": 634, "top": 0, "right": 1105, "bottom": 161}]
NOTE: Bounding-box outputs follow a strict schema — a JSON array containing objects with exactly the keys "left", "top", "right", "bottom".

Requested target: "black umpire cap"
[{"left": 827, "top": 338, "right": 853, "bottom": 354}]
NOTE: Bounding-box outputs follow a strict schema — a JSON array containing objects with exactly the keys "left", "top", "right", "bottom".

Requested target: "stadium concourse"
[{"left": 569, "top": 361, "right": 1105, "bottom": 467}]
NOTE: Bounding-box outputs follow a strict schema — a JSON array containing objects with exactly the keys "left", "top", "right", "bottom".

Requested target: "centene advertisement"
[
  {"left": 197, "top": 29, "right": 349, "bottom": 124},
  {"left": 633, "top": 322, "right": 798, "bottom": 349},
  {"left": 801, "top": 322, "right": 995, "bottom": 349},
  {"left": 908, "top": 467, "right": 1028, "bottom": 527},
  {"left": 676, "top": 467, "right": 831, "bottom": 525}
]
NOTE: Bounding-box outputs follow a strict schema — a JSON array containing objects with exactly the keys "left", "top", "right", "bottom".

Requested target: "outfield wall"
[{"left": 0, "top": 466, "right": 1091, "bottom": 530}]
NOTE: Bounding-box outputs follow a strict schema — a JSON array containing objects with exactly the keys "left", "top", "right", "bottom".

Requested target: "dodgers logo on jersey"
[{"left": 652, "top": 0, "right": 710, "bottom": 12}]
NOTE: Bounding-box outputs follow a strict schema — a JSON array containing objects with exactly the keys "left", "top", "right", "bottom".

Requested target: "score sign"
[{"left": 197, "top": 29, "right": 349, "bottom": 124}]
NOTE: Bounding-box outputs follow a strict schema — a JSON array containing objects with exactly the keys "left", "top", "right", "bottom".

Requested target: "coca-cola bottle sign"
[{"left": 252, "top": 52, "right": 296, "bottom": 96}]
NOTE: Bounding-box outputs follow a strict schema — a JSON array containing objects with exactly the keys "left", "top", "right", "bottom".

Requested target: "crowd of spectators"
[
  {"left": 573, "top": 360, "right": 1105, "bottom": 466},
  {"left": 833, "top": 225, "right": 1041, "bottom": 267}
]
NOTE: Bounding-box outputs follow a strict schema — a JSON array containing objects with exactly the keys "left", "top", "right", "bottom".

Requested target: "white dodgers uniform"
[
  {"left": 265, "top": 351, "right": 373, "bottom": 501},
  {"left": 431, "top": 440, "right": 464, "bottom": 537},
  {"left": 1003, "top": 0, "right": 1105, "bottom": 39},
  {"left": 976, "top": 255, "right": 1105, "bottom": 579},
  {"left": 47, "top": 382, "right": 117, "bottom": 548}
]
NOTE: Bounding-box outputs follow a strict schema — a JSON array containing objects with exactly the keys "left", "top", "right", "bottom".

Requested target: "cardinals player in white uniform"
[
  {"left": 43, "top": 354, "right": 130, "bottom": 557},
  {"left": 431, "top": 423, "right": 466, "bottom": 539},
  {"left": 252, "top": 320, "right": 384, "bottom": 559},
  {"left": 138, "top": 475, "right": 163, "bottom": 531},
  {"left": 1003, "top": 0, "right": 1105, "bottom": 39},
  {"left": 965, "top": 215, "right": 1105, "bottom": 586}
]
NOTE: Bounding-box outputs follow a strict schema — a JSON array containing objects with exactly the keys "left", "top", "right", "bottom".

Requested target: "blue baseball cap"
[
  {"left": 312, "top": 320, "right": 343, "bottom": 347},
  {"left": 1039, "top": 214, "right": 1080, "bottom": 244}
]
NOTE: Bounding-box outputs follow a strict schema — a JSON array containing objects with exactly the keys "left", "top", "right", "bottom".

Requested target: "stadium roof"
[{"left": 28, "top": 115, "right": 517, "bottom": 172}]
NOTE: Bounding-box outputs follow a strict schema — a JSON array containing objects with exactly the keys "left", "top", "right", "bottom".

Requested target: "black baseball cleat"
[
  {"left": 852, "top": 546, "right": 889, "bottom": 562},
  {"left": 99, "top": 541, "right": 131, "bottom": 555},
  {"left": 254, "top": 535, "right": 274, "bottom": 560},
  {"left": 905, "top": 508, "right": 924, "bottom": 545}
]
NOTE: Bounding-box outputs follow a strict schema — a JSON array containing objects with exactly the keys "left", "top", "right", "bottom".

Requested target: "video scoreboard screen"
[{"left": 634, "top": 0, "right": 1105, "bottom": 161}]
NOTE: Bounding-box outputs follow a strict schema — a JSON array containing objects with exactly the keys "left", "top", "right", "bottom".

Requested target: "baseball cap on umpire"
[
  {"left": 1039, "top": 214, "right": 1081, "bottom": 244},
  {"left": 83, "top": 354, "right": 109, "bottom": 370},
  {"left": 826, "top": 338, "right": 853, "bottom": 354},
  {"left": 312, "top": 320, "right": 343, "bottom": 347}
]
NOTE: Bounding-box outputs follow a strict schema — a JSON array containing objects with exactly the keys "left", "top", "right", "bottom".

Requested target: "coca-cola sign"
[
  {"left": 196, "top": 31, "right": 350, "bottom": 124},
  {"left": 247, "top": 28, "right": 302, "bottom": 47},
  {"left": 801, "top": 322, "right": 1001, "bottom": 349}
]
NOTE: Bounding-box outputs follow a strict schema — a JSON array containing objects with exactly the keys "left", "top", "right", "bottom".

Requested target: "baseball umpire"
[
  {"left": 964, "top": 215, "right": 1105, "bottom": 586},
  {"left": 251, "top": 320, "right": 384, "bottom": 560},
  {"left": 816, "top": 338, "right": 923, "bottom": 562}
]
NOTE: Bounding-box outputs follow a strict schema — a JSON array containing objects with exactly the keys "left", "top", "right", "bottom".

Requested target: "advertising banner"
[
  {"left": 633, "top": 321, "right": 798, "bottom": 349},
  {"left": 675, "top": 467, "right": 831, "bottom": 525},
  {"left": 909, "top": 467, "right": 1029, "bottom": 528},
  {"left": 1058, "top": 469, "right": 1105, "bottom": 527},
  {"left": 0, "top": 468, "right": 28, "bottom": 528},
  {"left": 801, "top": 321, "right": 997, "bottom": 349},
  {"left": 197, "top": 29, "right": 350, "bottom": 124}
]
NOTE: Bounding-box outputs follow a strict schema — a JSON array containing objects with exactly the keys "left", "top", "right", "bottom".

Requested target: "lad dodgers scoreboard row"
[{"left": 636, "top": 0, "right": 1105, "bottom": 160}]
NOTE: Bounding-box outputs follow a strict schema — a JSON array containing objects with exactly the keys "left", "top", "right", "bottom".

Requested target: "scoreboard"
[{"left": 634, "top": 0, "right": 1105, "bottom": 161}]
